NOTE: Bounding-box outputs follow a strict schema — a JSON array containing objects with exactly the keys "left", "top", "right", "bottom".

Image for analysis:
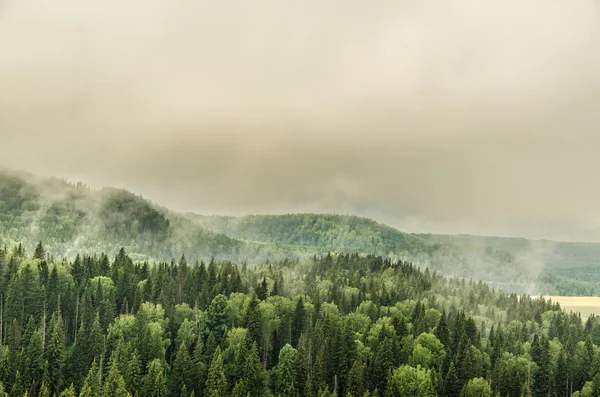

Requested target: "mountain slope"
[
  {"left": 3, "top": 170, "right": 600, "bottom": 295},
  {"left": 419, "top": 233, "right": 600, "bottom": 295},
  {"left": 189, "top": 213, "right": 426, "bottom": 255},
  {"left": 189, "top": 213, "right": 531, "bottom": 291},
  {"left": 0, "top": 171, "right": 310, "bottom": 262},
  {"left": 190, "top": 214, "right": 600, "bottom": 295}
]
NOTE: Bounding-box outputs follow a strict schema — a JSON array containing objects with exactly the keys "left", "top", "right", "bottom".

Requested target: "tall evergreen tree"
[
  {"left": 291, "top": 297, "right": 306, "bottom": 348},
  {"left": 45, "top": 313, "right": 66, "bottom": 395},
  {"left": 172, "top": 343, "right": 193, "bottom": 393},
  {"left": 205, "top": 347, "right": 227, "bottom": 397}
]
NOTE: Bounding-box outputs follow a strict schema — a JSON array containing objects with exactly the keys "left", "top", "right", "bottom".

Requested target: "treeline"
[
  {"left": 6, "top": 170, "right": 600, "bottom": 297},
  {"left": 191, "top": 214, "right": 528, "bottom": 290},
  {"left": 0, "top": 244, "right": 598, "bottom": 396}
]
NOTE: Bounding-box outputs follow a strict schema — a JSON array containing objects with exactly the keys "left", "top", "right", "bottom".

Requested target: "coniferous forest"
[
  {"left": 2, "top": 171, "right": 600, "bottom": 298},
  {"left": 3, "top": 0, "right": 599, "bottom": 395},
  {"left": 0, "top": 243, "right": 597, "bottom": 396}
]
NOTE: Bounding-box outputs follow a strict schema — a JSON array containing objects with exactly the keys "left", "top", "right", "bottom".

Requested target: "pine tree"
[
  {"left": 37, "top": 381, "right": 51, "bottom": 397},
  {"left": 255, "top": 278, "right": 268, "bottom": 301},
  {"left": 179, "top": 385, "right": 189, "bottom": 397},
  {"left": 45, "top": 313, "right": 66, "bottom": 395},
  {"left": 26, "top": 329, "right": 45, "bottom": 394},
  {"left": 243, "top": 342, "right": 265, "bottom": 397},
  {"left": 554, "top": 351, "right": 569, "bottom": 397},
  {"left": 192, "top": 338, "right": 207, "bottom": 396},
  {"left": 124, "top": 350, "right": 142, "bottom": 393},
  {"left": 141, "top": 359, "right": 167, "bottom": 397},
  {"left": 435, "top": 310, "right": 451, "bottom": 373},
  {"left": 58, "top": 383, "right": 77, "bottom": 397},
  {"left": 532, "top": 335, "right": 551, "bottom": 397},
  {"left": 245, "top": 295, "right": 263, "bottom": 349},
  {"left": 445, "top": 362, "right": 462, "bottom": 397},
  {"left": 277, "top": 344, "right": 299, "bottom": 397},
  {"left": 102, "top": 360, "right": 130, "bottom": 397},
  {"left": 80, "top": 359, "right": 102, "bottom": 397},
  {"left": 172, "top": 343, "right": 193, "bottom": 393},
  {"left": 346, "top": 360, "right": 365, "bottom": 397},
  {"left": 231, "top": 379, "right": 248, "bottom": 397},
  {"left": 33, "top": 242, "right": 46, "bottom": 261},
  {"left": 291, "top": 297, "right": 306, "bottom": 348},
  {"left": 205, "top": 347, "right": 227, "bottom": 397},
  {"left": 10, "top": 370, "right": 26, "bottom": 397},
  {"left": 71, "top": 255, "right": 85, "bottom": 291}
]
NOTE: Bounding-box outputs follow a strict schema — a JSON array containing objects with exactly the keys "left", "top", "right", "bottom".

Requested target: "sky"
[{"left": 1, "top": 0, "right": 600, "bottom": 241}]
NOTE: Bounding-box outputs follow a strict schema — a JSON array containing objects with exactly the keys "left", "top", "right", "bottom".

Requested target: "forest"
[
  {"left": 0, "top": 243, "right": 597, "bottom": 396},
  {"left": 2, "top": 170, "right": 600, "bottom": 296}
]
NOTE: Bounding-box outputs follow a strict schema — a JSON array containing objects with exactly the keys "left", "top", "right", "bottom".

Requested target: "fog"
[{"left": 2, "top": 0, "right": 600, "bottom": 241}]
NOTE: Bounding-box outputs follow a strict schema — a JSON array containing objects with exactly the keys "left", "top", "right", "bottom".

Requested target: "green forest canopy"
[{"left": 0, "top": 244, "right": 597, "bottom": 396}]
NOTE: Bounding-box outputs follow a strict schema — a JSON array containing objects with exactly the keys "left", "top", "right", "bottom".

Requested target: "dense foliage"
[
  {"left": 0, "top": 243, "right": 597, "bottom": 396},
  {"left": 0, "top": 172, "right": 314, "bottom": 264},
  {"left": 192, "top": 214, "right": 600, "bottom": 295},
  {"left": 3, "top": 169, "right": 600, "bottom": 296}
]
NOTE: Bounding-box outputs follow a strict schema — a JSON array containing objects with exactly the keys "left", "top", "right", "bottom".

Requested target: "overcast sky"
[{"left": 1, "top": 0, "right": 600, "bottom": 241}]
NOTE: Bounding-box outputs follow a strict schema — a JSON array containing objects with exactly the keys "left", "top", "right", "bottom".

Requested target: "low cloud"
[{"left": 2, "top": 0, "right": 600, "bottom": 241}]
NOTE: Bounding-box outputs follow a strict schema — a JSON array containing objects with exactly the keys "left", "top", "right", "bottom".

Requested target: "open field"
[{"left": 545, "top": 296, "right": 600, "bottom": 320}]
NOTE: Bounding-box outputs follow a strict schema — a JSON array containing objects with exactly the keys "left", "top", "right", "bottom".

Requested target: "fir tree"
[{"left": 205, "top": 347, "right": 227, "bottom": 397}]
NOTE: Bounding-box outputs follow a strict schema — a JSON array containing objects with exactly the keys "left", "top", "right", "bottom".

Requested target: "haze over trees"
[
  {"left": 1, "top": 171, "right": 598, "bottom": 296},
  {"left": 2, "top": 0, "right": 600, "bottom": 395},
  {"left": 1, "top": 171, "right": 600, "bottom": 396}
]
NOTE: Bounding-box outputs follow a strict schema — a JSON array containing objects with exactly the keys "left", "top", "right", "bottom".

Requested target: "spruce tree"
[
  {"left": 80, "top": 359, "right": 102, "bottom": 397},
  {"left": 243, "top": 342, "right": 265, "bottom": 397},
  {"left": 102, "top": 360, "right": 130, "bottom": 397},
  {"left": 205, "top": 347, "right": 227, "bottom": 397},
  {"left": 45, "top": 313, "right": 66, "bottom": 395},
  {"left": 291, "top": 297, "right": 306, "bottom": 348},
  {"left": 444, "top": 362, "right": 462, "bottom": 397},
  {"left": 172, "top": 343, "right": 193, "bottom": 393},
  {"left": 141, "top": 359, "right": 167, "bottom": 397},
  {"left": 58, "top": 383, "right": 77, "bottom": 397}
]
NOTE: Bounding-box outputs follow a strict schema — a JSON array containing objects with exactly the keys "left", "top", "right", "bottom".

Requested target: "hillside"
[
  {"left": 0, "top": 171, "right": 518, "bottom": 284},
  {"left": 189, "top": 213, "right": 426, "bottom": 255},
  {"left": 189, "top": 214, "right": 532, "bottom": 291},
  {"left": 3, "top": 170, "right": 600, "bottom": 295},
  {"left": 418, "top": 234, "right": 600, "bottom": 295},
  {"left": 0, "top": 171, "right": 316, "bottom": 263},
  {"left": 191, "top": 214, "right": 600, "bottom": 296}
]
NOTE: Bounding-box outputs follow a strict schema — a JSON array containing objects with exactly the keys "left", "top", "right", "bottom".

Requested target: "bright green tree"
[
  {"left": 460, "top": 378, "right": 492, "bottom": 397},
  {"left": 387, "top": 365, "right": 436, "bottom": 397},
  {"left": 205, "top": 347, "right": 227, "bottom": 397}
]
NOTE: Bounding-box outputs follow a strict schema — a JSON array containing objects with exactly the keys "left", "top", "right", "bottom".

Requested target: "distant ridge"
[{"left": 1, "top": 169, "right": 599, "bottom": 295}]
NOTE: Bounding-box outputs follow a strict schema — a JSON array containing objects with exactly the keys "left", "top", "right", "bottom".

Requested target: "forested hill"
[
  {"left": 189, "top": 214, "right": 424, "bottom": 255},
  {"left": 0, "top": 171, "right": 315, "bottom": 263},
  {"left": 2, "top": 170, "right": 600, "bottom": 296},
  {"left": 418, "top": 234, "right": 600, "bottom": 296},
  {"left": 0, "top": 171, "right": 523, "bottom": 289},
  {"left": 188, "top": 214, "right": 529, "bottom": 287},
  {"left": 191, "top": 214, "right": 600, "bottom": 296},
  {"left": 0, "top": 245, "right": 596, "bottom": 396}
]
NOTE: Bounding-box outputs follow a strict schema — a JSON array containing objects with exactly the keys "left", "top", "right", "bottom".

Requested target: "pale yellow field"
[{"left": 545, "top": 296, "right": 600, "bottom": 320}]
